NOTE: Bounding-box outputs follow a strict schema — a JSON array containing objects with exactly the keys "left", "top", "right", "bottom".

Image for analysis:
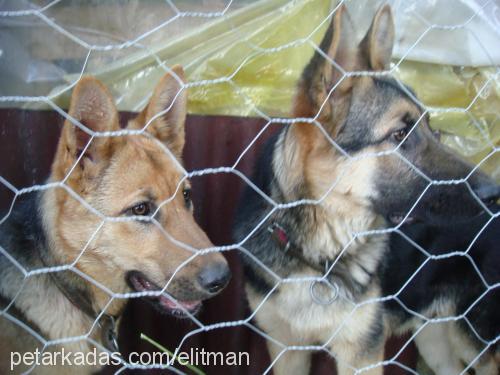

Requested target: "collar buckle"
[{"left": 98, "top": 314, "right": 120, "bottom": 353}]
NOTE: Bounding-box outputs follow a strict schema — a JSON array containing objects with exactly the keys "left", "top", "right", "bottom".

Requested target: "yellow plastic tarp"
[{"left": 51, "top": 0, "right": 498, "bottom": 176}]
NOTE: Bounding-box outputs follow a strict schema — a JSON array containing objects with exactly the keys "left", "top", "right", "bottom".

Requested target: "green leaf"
[{"left": 140, "top": 333, "right": 206, "bottom": 375}]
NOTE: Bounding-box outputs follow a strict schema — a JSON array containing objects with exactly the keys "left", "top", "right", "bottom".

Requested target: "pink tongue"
[{"left": 159, "top": 296, "right": 199, "bottom": 310}]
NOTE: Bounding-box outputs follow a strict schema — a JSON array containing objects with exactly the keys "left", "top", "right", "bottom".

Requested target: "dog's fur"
[
  {"left": 384, "top": 205, "right": 499, "bottom": 374},
  {"left": 0, "top": 67, "right": 230, "bottom": 374},
  {"left": 233, "top": 4, "right": 499, "bottom": 375}
]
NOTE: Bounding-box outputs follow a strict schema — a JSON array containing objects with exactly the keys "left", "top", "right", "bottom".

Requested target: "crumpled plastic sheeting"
[
  {"left": 348, "top": 0, "right": 500, "bottom": 67},
  {"left": 53, "top": 0, "right": 332, "bottom": 115},
  {"left": 2, "top": 0, "right": 497, "bottom": 176},
  {"left": 395, "top": 61, "right": 499, "bottom": 178}
]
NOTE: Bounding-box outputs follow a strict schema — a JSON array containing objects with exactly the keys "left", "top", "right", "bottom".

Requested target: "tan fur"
[
  {"left": 386, "top": 297, "right": 498, "bottom": 375},
  {"left": 0, "top": 65, "right": 228, "bottom": 373},
  {"left": 414, "top": 322, "right": 498, "bottom": 375},
  {"left": 0, "top": 274, "right": 98, "bottom": 374},
  {"left": 245, "top": 5, "right": 399, "bottom": 375},
  {"left": 248, "top": 279, "right": 386, "bottom": 375},
  {"left": 395, "top": 301, "right": 499, "bottom": 375}
]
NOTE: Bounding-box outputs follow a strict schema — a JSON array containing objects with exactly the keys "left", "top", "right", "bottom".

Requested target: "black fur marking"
[
  {"left": 368, "top": 75, "right": 498, "bottom": 226},
  {"left": 333, "top": 75, "right": 429, "bottom": 155},
  {"left": 334, "top": 78, "right": 417, "bottom": 154},
  {"left": 373, "top": 78, "right": 421, "bottom": 109},
  {"left": 364, "top": 304, "right": 385, "bottom": 353},
  {"left": 235, "top": 131, "right": 299, "bottom": 292},
  {"left": 0, "top": 193, "right": 51, "bottom": 336},
  {"left": 242, "top": 258, "right": 274, "bottom": 295},
  {"left": 0, "top": 192, "right": 97, "bottom": 334},
  {"left": 0, "top": 192, "right": 47, "bottom": 271},
  {"left": 383, "top": 206, "right": 499, "bottom": 350}
]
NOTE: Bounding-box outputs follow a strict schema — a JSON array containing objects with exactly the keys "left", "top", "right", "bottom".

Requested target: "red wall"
[{"left": 0, "top": 109, "right": 416, "bottom": 374}]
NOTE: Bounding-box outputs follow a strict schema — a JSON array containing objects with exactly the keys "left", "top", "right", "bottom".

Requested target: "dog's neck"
[
  {"left": 272, "top": 129, "right": 387, "bottom": 295},
  {"left": 316, "top": 200, "right": 383, "bottom": 250},
  {"left": 273, "top": 188, "right": 385, "bottom": 260},
  {"left": 3, "top": 267, "right": 98, "bottom": 351},
  {"left": 0, "top": 191, "right": 110, "bottom": 355},
  {"left": 274, "top": 128, "right": 386, "bottom": 256}
]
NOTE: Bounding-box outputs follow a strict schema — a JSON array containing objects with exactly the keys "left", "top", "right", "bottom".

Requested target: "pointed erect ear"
[
  {"left": 295, "top": 4, "right": 357, "bottom": 118},
  {"left": 142, "top": 65, "right": 187, "bottom": 159},
  {"left": 53, "top": 77, "right": 119, "bottom": 180},
  {"left": 360, "top": 4, "right": 395, "bottom": 71},
  {"left": 67, "top": 76, "right": 118, "bottom": 142}
]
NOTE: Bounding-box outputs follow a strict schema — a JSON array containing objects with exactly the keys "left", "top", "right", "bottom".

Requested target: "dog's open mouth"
[{"left": 126, "top": 271, "right": 201, "bottom": 318}]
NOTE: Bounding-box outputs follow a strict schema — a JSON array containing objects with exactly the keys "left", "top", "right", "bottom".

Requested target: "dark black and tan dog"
[
  {"left": 234, "top": 4, "right": 499, "bottom": 375},
  {"left": 384, "top": 204, "right": 499, "bottom": 375},
  {"left": 0, "top": 67, "right": 230, "bottom": 374}
]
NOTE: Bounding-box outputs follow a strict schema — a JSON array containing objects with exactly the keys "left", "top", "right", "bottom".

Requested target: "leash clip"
[
  {"left": 99, "top": 314, "right": 120, "bottom": 354},
  {"left": 310, "top": 279, "right": 340, "bottom": 305},
  {"left": 310, "top": 261, "right": 339, "bottom": 305},
  {"left": 268, "top": 222, "right": 339, "bottom": 305}
]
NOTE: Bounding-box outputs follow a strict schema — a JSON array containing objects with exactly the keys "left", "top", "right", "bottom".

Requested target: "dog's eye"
[
  {"left": 131, "top": 202, "right": 151, "bottom": 216},
  {"left": 183, "top": 188, "right": 192, "bottom": 207},
  {"left": 392, "top": 128, "right": 408, "bottom": 143}
]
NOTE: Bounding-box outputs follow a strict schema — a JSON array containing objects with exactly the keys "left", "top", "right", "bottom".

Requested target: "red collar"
[{"left": 267, "top": 222, "right": 328, "bottom": 274}]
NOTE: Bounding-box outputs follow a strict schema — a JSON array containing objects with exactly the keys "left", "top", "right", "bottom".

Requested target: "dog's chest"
[
  {"left": 259, "top": 272, "right": 381, "bottom": 344},
  {"left": 248, "top": 230, "right": 386, "bottom": 344}
]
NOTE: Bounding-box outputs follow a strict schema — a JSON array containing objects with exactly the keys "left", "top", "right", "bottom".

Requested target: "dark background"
[{"left": 0, "top": 108, "right": 416, "bottom": 374}]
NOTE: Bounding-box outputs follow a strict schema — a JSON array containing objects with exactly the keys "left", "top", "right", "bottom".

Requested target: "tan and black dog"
[
  {"left": 234, "top": 4, "right": 499, "bottom": 375},
  {"left": 0, "top": 66, "right": 230, "bottom": 374},
  {"left": 384, "top": 203, "right": 499, "bottom": 375}
]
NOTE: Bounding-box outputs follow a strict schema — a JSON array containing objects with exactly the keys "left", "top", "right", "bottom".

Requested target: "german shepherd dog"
[
  {"left": 384, "top": 204, "right": 499, "bottom": 374},
  {"left": 233, "top": 4, "right": 499, "bottom": 375},
  {"left": 0, "top": 66, "right": 230, "bottom": 374}
]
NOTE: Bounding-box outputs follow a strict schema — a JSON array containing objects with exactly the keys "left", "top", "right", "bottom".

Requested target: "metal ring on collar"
[{"left": 309, "top": 279, "right": 340, "bottom": 305}]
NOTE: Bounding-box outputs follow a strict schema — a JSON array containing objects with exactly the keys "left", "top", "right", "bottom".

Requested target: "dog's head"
[
  {"left": 287, "top": 4, "right": 499, "bottom": 226},
  {"left": 48, "top": 66, "right": 230, "bottom": 317}
]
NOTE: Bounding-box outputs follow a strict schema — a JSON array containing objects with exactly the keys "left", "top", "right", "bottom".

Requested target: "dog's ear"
[
  {"left": 139, "top": 65, "right": 187, "bottom": 160},
  {"left": 360, "top": 4, "right": 395, "bottom": 71},
  {"left": 285, "top": 5, "right": 357, "bottom": 187},
  {"left": 53, "top": 77, "right": 119, "bottom": 181},
  {"left": 294, "top": 4, "right": 356, "bottom": 120}
]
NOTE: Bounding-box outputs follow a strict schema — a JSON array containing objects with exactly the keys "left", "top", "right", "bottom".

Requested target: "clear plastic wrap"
[{"left": 0, "top": 0, "right": 498, "bottom": 176}]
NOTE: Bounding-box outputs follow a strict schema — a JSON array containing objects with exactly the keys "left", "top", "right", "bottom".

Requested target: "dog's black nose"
[
  {"left": 198, "top": 262, "right": 231, "bottom": 294},
  {"left": 473, "top": 184, "right": 500, "bottom": 206}
]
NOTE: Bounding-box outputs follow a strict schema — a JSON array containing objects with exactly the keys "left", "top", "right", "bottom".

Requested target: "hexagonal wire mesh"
[{"left": 0, "top": 0, "right": 498, "bottom": 374}]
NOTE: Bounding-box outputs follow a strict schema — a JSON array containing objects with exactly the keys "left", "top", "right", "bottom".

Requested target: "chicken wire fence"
[{"left": 0, "top": 0, "right": 499, "bottom": 374}]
